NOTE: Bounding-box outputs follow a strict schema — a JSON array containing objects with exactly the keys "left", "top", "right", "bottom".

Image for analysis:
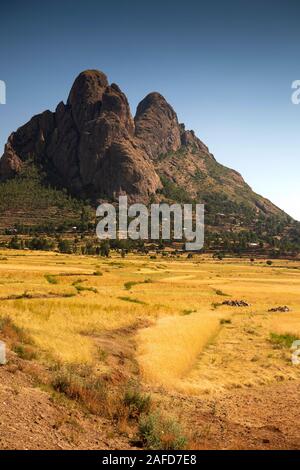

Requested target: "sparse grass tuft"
[
  {"left": 0, "top": 316, "right": 33, "bottom": 345},
  {"left": 220, "top": 318, "right": 232, "bottom": 325},
  {"left": 124, "top": 279, "right": 153, "bottom": 290},
  {"left": 0, "top": 316, "right": 37, "bottom": 360},
  {"left": 118, "top": 296, "right": 147, "bottom": 305},
  {"left": 72, "top": 279, "right": 98, "bottom": 294},
  {"left": 51, "top": 364, "right": 107, "bottom": 414},
  {"left": 269, "top": 332, "right": 298, "bottom": 349},
  {"left": 211, "top": 302, "right": 222, "bottom": 309},
  {"left": 124, "top": 281, "right": 138, "bottom": 290},
  {"left": 139, "top": 412, "right": 188, "bottom": 450},
  {"left": 214, "top": 289, "right": 229, "bottom": 297},
  {"left": 181, "top": 309, "right": 195, "bottom": 316},
  {"left": 13, "top": 344, "right": 37, "bottom": 360},
  {"left": 123, "top": 388, "right": 151, "bottom": 419},
  {"left": 45, "top": 274, "right": 59, "bottom": 285}
]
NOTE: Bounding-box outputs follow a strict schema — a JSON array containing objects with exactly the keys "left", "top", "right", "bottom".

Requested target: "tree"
[
  {"left": 8, "top": 236, "right": 21, "bottom": 249},
  {"left": 100, "top": 241, "right": 110, "bottom": 257},
  {"left": 58, "top": 239, "right": 73, "bottom": 254}
]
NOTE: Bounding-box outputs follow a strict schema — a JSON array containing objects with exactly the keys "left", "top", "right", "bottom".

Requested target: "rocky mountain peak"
[
  {"left": 0, "top": 69, "right": 285, "bottom": 219},
  {"left": 134, "top": 92, "right": 182, "bottom": 159},
  {"left": 0, "top": 70, "right": 161, "bottom": 201},
  {"left": 67, "top": 70, "right": 109, "bottom": 130}
]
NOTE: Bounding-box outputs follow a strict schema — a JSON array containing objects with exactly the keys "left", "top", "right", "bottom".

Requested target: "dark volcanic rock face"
[{"left": 0, "top": 70, "right": 161, "bottom": 201}]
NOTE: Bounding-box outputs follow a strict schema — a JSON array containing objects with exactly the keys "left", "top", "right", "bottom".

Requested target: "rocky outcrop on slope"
[
  {"left": 0, "top": 69, "right": 286, "bottom": 218},
  {"left": 0, "top": 70, "right": 160, "bottom": 201}
]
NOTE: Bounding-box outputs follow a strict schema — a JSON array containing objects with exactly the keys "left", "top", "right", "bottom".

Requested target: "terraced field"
[{"left": 0, "top": 250, "right": 300, "bottom": 449}]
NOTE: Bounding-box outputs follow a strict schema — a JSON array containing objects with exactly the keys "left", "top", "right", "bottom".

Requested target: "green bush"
[
  {"left": 13, "top": 344, "right": 37, "bottom": 360},
  {"left": 28, "top": 237, "right": 55, "bottom": 251},
  {"left": 45, "top": 274, "right": 59, "bottom": 284},
  {"left": 123, "top": 389, "right": 151, "bottom": 419},
  {"left": 139, "top": 413, "right": 188, "bottom": 450},
  {"left": 269, "top": 332, "right": 298, "bottom": 348},
  {"left": 58, "top": 239, "right": 73, "bottom": 254}
]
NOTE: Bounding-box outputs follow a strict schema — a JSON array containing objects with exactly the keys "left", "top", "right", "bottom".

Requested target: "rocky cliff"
[{"left": 0, "top": 69, "right": 286, "bottom": 218}]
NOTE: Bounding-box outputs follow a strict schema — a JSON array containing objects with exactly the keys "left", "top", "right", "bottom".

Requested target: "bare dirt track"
[
  {"left": 1, "top": 354, "right": 300, "bottom": 450},
  {"left": 161, "top": 379, "right": 300, "bottom": 449}
]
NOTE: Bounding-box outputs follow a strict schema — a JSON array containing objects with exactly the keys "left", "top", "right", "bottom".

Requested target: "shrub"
[
  {"left": 8, "top": 236, "right": 21, "bottom": 249},
  {"left": 220, "top": 318, "right": 232, "bottom": 325},
  {"left": 124, "top": 281, "right": 138, "bottom": 290},
  {"left": 99, "top": 241, "right": 110, "bottom": 257},
  {"left": 13, "top": 344, "right": 37, "bottom": 360},
  {"left": 45, "top": 274, "right": 59, "bottom": 284},
  {"left": 0, "top": 316, "right": 37, "bottom": 360},
  {"left": 139, "top": 413, "right": 188, "bottom": 450},
  {"left": 72, "top": 280, "right": 98, "bottom": 294},
  {"left": 181, "top": 309, "right": 195, "bottom": 316},
  {"left": 85, "top": 241, "right": 97, "bottom": 255},
  {"left": 28, "top": 237, "right": 55, "bottom": 251},
  {"left": 51, "top": 364, "right": 107, "bottom": 414},
  {"left": 123, "top": 389, "right": 151, "bottom": 419},
  {"left": 159, "top": 175, "right": 191, "bottom": 203},
  {"left": 58, "top": 239, "right": 73, "bottom": 254},
  {"left": 0, "top": 316, "right": 32, "bottom": 345},
  {"left": 266, "top": 260, "right": 273, "bottom": 266},
  {"left": 214, "top": 289, "right": 228, "bottom": 296},
  {"left": 269, "top": 332, "right": 298, "bottom": 349}
]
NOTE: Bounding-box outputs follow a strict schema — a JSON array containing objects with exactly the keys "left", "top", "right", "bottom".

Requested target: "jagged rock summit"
[
  {"left": 0, "top": 69, "right": 285, "bottom": 217},
  {"left": 0, "top": 70, "right": 161, "bottom": 202}
]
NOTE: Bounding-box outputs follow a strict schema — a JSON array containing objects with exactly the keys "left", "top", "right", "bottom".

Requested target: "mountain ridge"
[{"left": 0, "top": 69, "right": 289, "bottom": 222}]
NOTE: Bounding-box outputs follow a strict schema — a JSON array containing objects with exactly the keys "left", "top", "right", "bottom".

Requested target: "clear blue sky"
[{"left": 0, "top": 0, "right": 299, "bottom": 219}]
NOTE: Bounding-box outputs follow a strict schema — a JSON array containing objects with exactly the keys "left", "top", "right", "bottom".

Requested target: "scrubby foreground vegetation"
[{"left": 0, "top": 250, "right": 300, "bottom": 449}]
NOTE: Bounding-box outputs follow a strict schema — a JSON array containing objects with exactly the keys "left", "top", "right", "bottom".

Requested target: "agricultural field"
[{"left": 0, "top": 250, "right": 300, "bottom": 449}]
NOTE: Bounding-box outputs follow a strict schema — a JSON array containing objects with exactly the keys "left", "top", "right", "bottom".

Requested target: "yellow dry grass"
[
  {"left": 0, "top": 249, "right": 299, "bottom": 395},
  {"left": 137, "top": 312, "right": 221, "bottom": 387}
]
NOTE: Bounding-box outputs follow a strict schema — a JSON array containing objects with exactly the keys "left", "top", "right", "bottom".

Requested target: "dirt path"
[
  {"left": 1, "top": 307, "right": 299, "bottom": 450},
  {"left": 160, "top": 379, "right": 300, "bottom": 449},
  {"left": 137, "top": 309, "right": 300, "bottom": 449}
]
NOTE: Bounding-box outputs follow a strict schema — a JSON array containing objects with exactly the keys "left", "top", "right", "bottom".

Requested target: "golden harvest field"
[{"left": 0, "top": 249, "right": 300, "bottom": 449}]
